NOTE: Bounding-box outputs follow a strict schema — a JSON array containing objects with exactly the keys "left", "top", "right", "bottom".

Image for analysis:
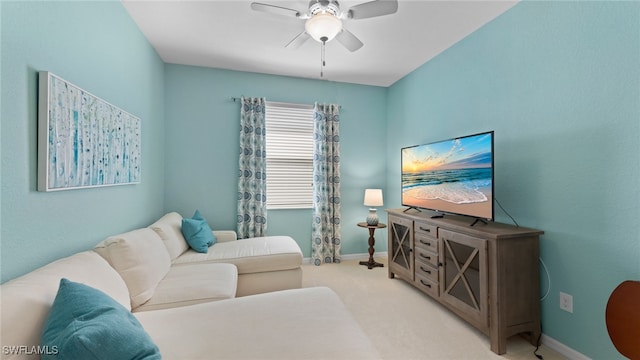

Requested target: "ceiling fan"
[{"left": 250, "top": 0, "right": 399, "bottom": 52}]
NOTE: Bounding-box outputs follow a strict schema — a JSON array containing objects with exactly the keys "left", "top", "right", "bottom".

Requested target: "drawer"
[
  {"left": 415, "top": 272, "right": 439, "bottom": 297},
  {"left": 415, "top": 222, "right": 437, "bottom": 238},
  {"left": 415, "top": 234, "right": 438, "bottom": 253},
  {"left": 414, "top": 247, "right": 438, "bottom": 268},
  {"left": 415, "top": 259, "right": 438, "bottom": 283}
]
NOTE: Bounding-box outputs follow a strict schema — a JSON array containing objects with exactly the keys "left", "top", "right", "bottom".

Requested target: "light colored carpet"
[{"left": 302, "top": 257, "right": 566, "bottom": 360}]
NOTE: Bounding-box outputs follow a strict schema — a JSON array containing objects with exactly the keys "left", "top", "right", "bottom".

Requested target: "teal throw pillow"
[
  {"left": 192, "top": 210, "right": 216, "bottom": 246},
  {"left": 41, "top": 278, "right": 161, "bottom": 360},
  {"left": 181, "top": 210, "right": 217, "bottom": 253},
  {"left": 181, "top": 218, "right": 211, "bottom": 253}
]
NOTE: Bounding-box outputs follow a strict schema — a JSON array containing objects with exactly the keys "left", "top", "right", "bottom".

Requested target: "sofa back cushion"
[
  {"left": 94, "top": 228, "right": 171, "bottom": 309},
  {"left": 0, "top": 251, "right": 130, "bottom": 360},
  {"left": 148, "top": 212, "right": 189, "bottom": 260}
]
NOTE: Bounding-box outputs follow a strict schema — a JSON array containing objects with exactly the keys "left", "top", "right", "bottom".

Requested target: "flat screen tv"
[{"left": 401, "top": 131, "right": 494, "bottom": 221}]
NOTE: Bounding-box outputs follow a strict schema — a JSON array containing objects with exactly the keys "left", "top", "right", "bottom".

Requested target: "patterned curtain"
[
  {"left": 311, "top": 103, "right": 341, "bottom": 266},
  {"left": 237, "top": 97, "right": 267, "bottom": 239}
]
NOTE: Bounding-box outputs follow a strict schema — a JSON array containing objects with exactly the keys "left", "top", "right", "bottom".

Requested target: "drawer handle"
[
  {"left": 419, "top": 253, "right": 431, "bottom": 260},
  {"left": 419, "top": 226, "right": 431, "bottom": 232},
  {"left": 420, "top": 266, "right": 432, "bottom": 274},
  {"left": 420, "top": 280, "right": 432, "bottom": 288},
  {"left": 419, "top": 239, "right": 432, "bottom": 246}
]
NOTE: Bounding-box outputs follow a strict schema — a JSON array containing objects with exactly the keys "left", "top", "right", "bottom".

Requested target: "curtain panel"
[
  {"left": 311, "top": 103, "right": 342, "bottom": 266},
  {"left": 237, "top": 97, "right": 267, "bottom": 238}
]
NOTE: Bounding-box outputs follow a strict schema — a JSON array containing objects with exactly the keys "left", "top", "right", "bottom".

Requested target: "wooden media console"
[{"left": 386, "top": 208, "right": 544, "bottom": 355}]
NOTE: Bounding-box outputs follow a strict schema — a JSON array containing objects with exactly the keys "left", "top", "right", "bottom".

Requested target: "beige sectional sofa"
[
  {"left": 0, "top": 212, "right": 380, "bottom": 359},
  {"left": 94, "top": 211, "right": 304, "bottom": 311}
]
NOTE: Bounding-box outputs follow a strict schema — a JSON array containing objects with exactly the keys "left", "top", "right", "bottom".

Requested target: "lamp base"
[{"left": 366, "top": 208, "right": 379, "bottom": 226}]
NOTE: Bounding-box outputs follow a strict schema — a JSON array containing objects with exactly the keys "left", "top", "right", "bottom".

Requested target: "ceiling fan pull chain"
[{"left": 320, "top": 39, "right": 326, "bottom": 78}]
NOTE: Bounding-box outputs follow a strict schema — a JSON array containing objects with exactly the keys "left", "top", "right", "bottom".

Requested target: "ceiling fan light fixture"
[{"left": 305, "top": 13, "right": 343, "bottom": 43}]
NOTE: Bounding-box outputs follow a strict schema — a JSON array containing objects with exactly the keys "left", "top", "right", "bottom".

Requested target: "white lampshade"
[
  {"left": 305, "top": 13, "right": 343, "bottom": 43},
  {"left": 364, "top": 189, "right": 384, "bottom": 207}
]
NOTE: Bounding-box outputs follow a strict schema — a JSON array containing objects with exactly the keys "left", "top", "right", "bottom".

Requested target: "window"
[{"left": 265, "top": 101, "right": 314, "bottom": 209}]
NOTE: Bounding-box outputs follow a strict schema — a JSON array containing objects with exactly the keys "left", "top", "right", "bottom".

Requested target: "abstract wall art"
[{"left": 38, "top": 71, "right": 141, "bottom": 191}]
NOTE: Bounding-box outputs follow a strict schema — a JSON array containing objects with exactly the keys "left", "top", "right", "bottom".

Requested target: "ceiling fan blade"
[
  {"left": 335, "top": 28, "right": 364, "bottom": 52},
  {"left": 251, "top": 2, "right": 301, "bottom": 18},
  {"left": 285, "top": 31, "right": 311, "bottom": 49},
  {"left": 348, "top": 0, "right": 398, "bottom": 20}
]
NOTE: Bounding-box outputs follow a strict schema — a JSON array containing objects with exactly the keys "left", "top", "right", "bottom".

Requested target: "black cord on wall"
[{"left": 493, "top": 196, "right": 519, "bottom": 227}]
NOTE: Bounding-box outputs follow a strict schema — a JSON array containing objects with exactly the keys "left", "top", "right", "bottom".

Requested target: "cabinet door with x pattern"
[
  {"left": 387, "top": 215, "right": 414, "bottom": 280},
  {"left": 439, "top": 229, "right": 489, "bottom": 329}
]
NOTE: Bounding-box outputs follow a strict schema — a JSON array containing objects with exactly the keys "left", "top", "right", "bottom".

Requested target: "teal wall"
[
  {"left": 164, "top": 65, "right": 388, "bottom": 257},
  {"left": 0, "top": 1, "right": 166, "bottom": 282},
  {"left": 386, "top": 2, "right": 639, "bottom": 359}
]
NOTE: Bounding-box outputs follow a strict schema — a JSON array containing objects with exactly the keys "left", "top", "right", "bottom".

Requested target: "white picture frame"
[{"left": 38, "top": 71, "right": 141, "bottom": 191}]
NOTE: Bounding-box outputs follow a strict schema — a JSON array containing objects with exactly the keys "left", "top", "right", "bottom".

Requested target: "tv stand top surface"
[{"left": 386, "top": 208, "right": 543, "bottom": 240}]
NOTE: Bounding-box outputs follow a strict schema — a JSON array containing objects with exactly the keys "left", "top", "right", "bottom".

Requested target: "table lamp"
[{"left": 364, "top": 189, "right": 383, "bottom": 226}]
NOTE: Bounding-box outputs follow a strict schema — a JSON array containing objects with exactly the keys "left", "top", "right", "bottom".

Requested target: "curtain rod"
[
  {"left": 230, "top": 97, "right": 341, "bottom": 109},
  {"left": 231, "top": 97, "right": 308, "bottom": 106}
]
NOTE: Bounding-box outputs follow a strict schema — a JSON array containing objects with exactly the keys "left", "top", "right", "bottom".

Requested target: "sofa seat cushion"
[
  {"left": 172, "top": 236, "right": 303, "bottom": 274},
  {"left": 94, "top": 228, "right": 171, "bottom": 309},
  {"left": 134, "top": 287, "right": 381, "bottom": 360},
  {"left": 134, "top": 263, "right": 238, "bottom": 312},
  {"left": 0, "top": 252, "right": 130, "bottom": 360}
]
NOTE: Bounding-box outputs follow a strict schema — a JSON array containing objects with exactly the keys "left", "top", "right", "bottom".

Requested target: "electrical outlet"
[{"left": 560, "top": 292, "right": 573, "bottom": 313}]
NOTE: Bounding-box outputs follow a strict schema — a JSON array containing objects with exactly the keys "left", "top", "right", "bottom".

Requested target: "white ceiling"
[{"left": 122, "top": 0, "right": 517, "bottom": 87}]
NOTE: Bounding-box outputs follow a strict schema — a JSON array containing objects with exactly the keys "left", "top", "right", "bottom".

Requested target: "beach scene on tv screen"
[{"left": 402, "top": 133, "right": 493, "bottom": 219}]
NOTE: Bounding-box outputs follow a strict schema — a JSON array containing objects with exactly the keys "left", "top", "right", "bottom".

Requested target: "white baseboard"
[
  {"left": 541, "top": 334, "right": 591, "bottom": 360},
  {"left": 303, "top": 252, "right": 388, "bottom": 264}
]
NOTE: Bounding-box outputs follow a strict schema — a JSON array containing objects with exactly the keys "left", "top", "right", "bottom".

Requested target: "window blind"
[{"left": 265, "top": 101, "right": 315, "bottom": 209}]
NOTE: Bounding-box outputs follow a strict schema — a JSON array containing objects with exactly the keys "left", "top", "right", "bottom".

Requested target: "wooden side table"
[{"left": 357, "top": 222, "right": 387, "bottom": 269}]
